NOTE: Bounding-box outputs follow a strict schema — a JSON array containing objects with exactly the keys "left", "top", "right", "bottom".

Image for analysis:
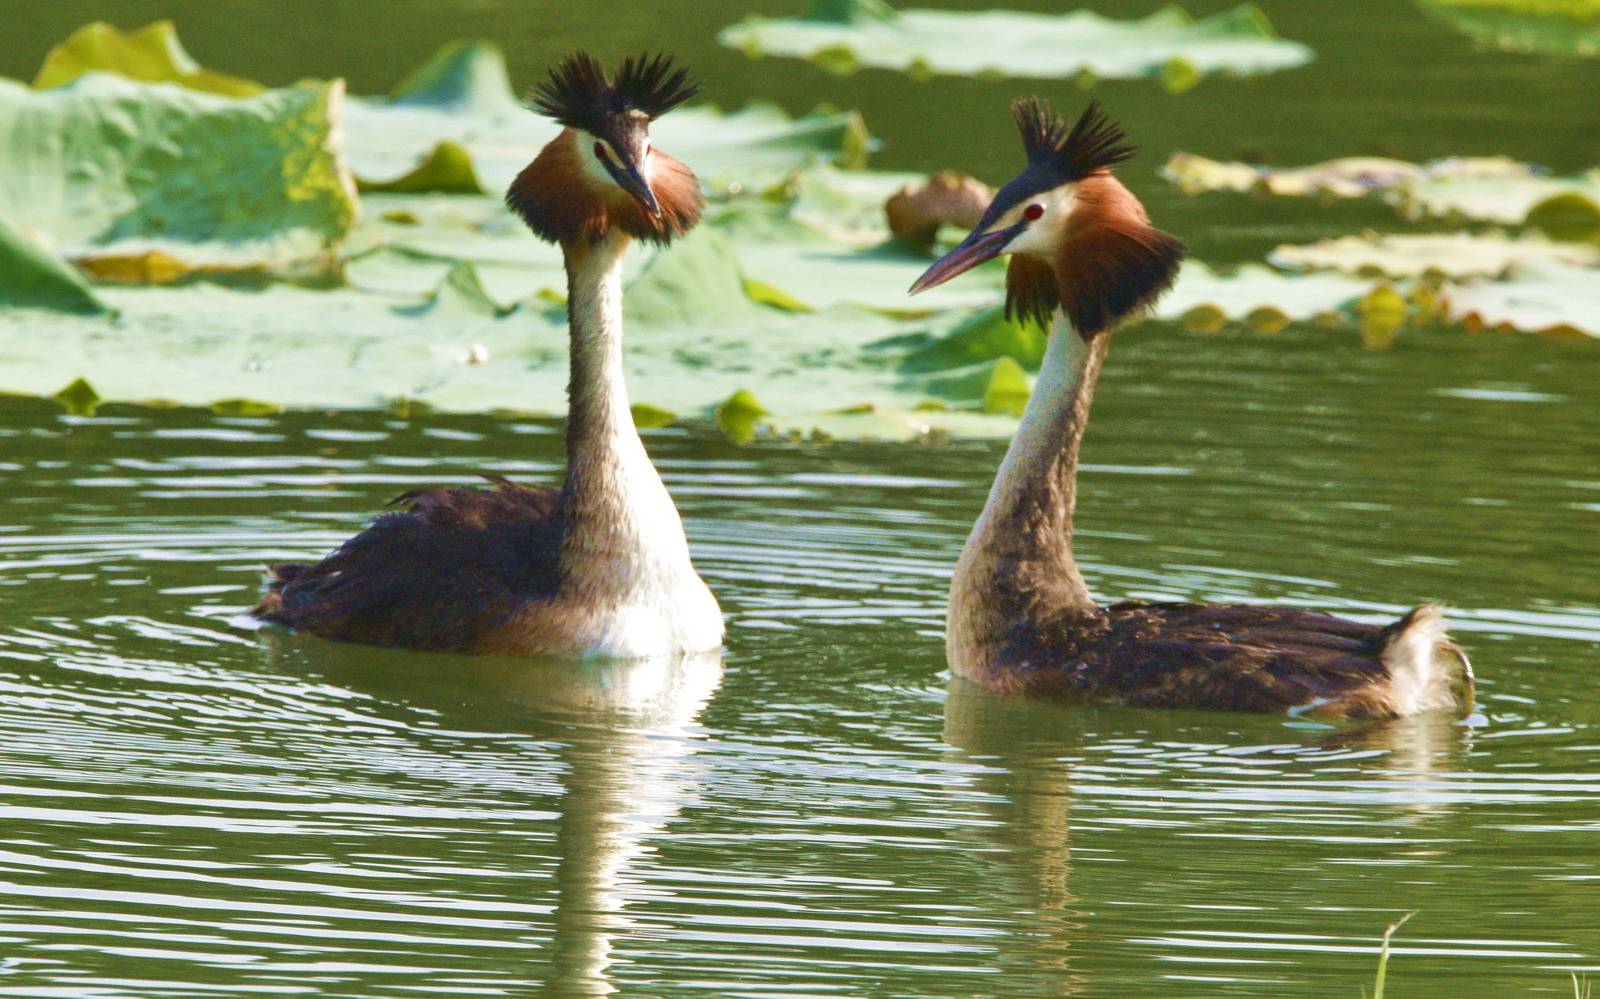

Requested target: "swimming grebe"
[
  {"left": 909, "top": 99, "right": 1473, "bottom": 719},
  {"left": 254, "top": 52, "right": 723, "bottom": 658}
]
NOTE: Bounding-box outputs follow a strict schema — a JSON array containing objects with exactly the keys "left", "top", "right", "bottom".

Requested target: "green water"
[{"left": 2, "top": 0, "right": 1600, "bottom": 995}]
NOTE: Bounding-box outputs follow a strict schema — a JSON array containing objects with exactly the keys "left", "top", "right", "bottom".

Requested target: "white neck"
[{"left": 559, "top": 235, "right": 697, "bottom": 592}]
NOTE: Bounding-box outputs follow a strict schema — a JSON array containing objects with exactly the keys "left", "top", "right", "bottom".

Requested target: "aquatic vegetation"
[
  {"left": 32, "top": 20, "right": 262, "bottom": 95},
  {"left": 1, "top": 23, "right": 1595, "bottom": 440},
  {"left": 1164, "top": 151, "right": 1600, "bottom": 237},
  {"left": 718, "top": 0, "right": 1311, "bottom": 90},
  {"left": 1416, "top": 0, "right": 1600, "bottom": 56},
  {"left": 0, "top": 74, "right": 357, "bottom": 277},
  {"left": 1272, "top": 232, "right": 1600, "bottom": 278}
]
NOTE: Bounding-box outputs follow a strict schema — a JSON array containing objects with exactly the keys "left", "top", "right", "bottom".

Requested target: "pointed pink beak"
[{"left": 908, "top": 223, "right": 1023, "bottom": 295}]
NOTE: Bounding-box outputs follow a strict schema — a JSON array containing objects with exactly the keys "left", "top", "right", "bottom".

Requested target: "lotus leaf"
[
  {"left": 1416, "top": 0, "right": 1600, "bottom": 57},
  {"left": 344, "top": 39, "right": 872, "bottom": 194},
  {"left": 32, "top": 21, "right": 263, "bottom": 96},
  {"left": 0, "top": 217, "right": 107, "bottom": 313},
  {"left": 1444, "top": 262, "right": 1600, "bottom": 336},
  {"left": 1162, "top": 152, "right": 1533, "bottom": 198},
  {"left": 1399, "top": 172, "right": 1600, "bottom": 229},
  {"left": 1272, "top": 232, "right": 1600, "bottom": 278},
  {"left": 0, "top": 75, "right": 358, "bottom": 275},
  {"left": 718, "top": 1, "right": 1311, "bottom": 84}
]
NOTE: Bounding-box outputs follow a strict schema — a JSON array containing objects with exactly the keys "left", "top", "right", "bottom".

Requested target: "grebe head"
[
  {"left": 508, "top": 51, "right": 705, "bottom": 247},
  {"left": 910, "top": 99, "right": 1185, "bottom": 338}
]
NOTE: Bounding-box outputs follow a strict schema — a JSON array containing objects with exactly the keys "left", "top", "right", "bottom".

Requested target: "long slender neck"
[
  {"left": 559, "top": 235, "right": 693, "bottom": 576},
  {"left": 951, "top": 312, "right": 1109, "bottom": 653}
]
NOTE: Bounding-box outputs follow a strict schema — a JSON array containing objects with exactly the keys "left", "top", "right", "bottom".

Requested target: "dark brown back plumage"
[{"left": 255, "top": 477, "right": 563, "bottom": 652}]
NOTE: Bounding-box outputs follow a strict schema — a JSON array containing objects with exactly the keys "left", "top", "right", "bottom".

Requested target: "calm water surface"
[
  {"left": 2, "top": 324, "right": 1597, "bottom": 996},
  {"left": 3, "top": 0, "right": 1600, "bottom": 994}
]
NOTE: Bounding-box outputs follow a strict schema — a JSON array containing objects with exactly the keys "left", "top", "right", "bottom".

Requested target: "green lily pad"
[
  {"left": 1444, "top": 261, "right": 1600, "bottom": 336},
  {"left": 1271, "top": 232, "right": 1600, "bottom": 278},
  {"left": 1399, "top": 171, "right": 1600, "bottom": 228},
  {"left": 718, "top": 1, "right": 1311, "bottom": 83},
  {"left": 388, "top": 39, "right": 518, "bottom": 115},
  {"left": 631, "top": 403, "right": 678, "bottom": 429},
  {"left": 895, "top": 304, "right": 1046, "bottom": 373},
  {"left": 982, "top": 356, "right": 1032, "bottom": 416},
  {"left": 0, "top": 216, "right": 107, "bottom": 313},
  {"left": 1416, "top": 0, "right": 1600, "bottom": 57},
  {"left": 1162, "top": 151, "right": 1533, "bottom": 198},
  {"left": 715, "top": 389, "right": 771, "bottom": 443},
  {"left": 52, "top": 376, "right": 100, "bottom": 416},
  {"left": 344, "top": 41, "right": 873, "bottom": 194},
  {"left": 32, "top": 21, "right": 263, "bottom": 97},
  {"left": 0, "top": 75, "right": 357, "bottom": 276}
]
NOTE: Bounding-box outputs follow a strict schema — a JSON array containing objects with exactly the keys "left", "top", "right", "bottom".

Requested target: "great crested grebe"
[
  {"left": 909, "top": 99, "right": 1473, "bottom": 720},
  {"left": 254, "top": 52, "right": 723, "bottom": 658}
]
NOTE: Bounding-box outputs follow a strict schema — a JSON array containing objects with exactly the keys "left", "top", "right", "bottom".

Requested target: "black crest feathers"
[
  {"left": 531, "top": 51, "right": 699, "bottom": 133},
  {"left": 1011, "top": 98, "right": 1135, "bottom": 180}
]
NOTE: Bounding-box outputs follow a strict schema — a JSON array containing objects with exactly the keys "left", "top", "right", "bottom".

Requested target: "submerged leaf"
[
  {"left": 32, "top": 21, "right": 263, "bottom": 96},
  {"left": 718, "top": 2, "right": 1311, "bottom": 83}
]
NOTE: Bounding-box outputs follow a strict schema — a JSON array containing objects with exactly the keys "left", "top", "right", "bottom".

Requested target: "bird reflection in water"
[{"left": 260, "top": 637, "right": 723, "bottom": 996}]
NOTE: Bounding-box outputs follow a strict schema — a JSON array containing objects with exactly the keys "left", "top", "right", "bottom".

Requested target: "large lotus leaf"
[
  {"left": 1398, "top": 172, "right": 1600, "bottom": 228},
  {"left": 0, "top": 75, "right": 357, "bottom": 274},
  {"left": 388, "top": 40, "right": 518, "bottom": 116},
  {"left": 343, "top": 40, "right": 871, "bottom": 193},
  {"left": 1272, "top": 232, "right": 1600, "bottom": 278},
  {"left": 718, "top": 1, "right": 1311, "bottom": 85},
  {"left": 32, "top": 21, "right": 263, "bottom": 97},
  {"left": 1162, "top": 152, "right": 1531, "bottom": 198},
  {"left": 1416, "top": 0, "right": 1600, "bottom": 57},
  {"left": 0, "top": 216, "right": 107, "bottom": 314},
  {"left": 1156, "top": 261, "right": 1380, "bottom": 329},
  {"left": 1443, "top": 262, "right": 1600, "bottom": 336},
  {"left": 780, "top": 164, "right": 924, "bottom": 246},
  {"left": 718, "top": 212, "right": 1002, "bottom": 314}
]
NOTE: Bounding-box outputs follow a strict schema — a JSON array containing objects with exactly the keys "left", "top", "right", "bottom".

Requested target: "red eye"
[{"left": 1024, "top": 203, "right": 1044, "bottom": 221}]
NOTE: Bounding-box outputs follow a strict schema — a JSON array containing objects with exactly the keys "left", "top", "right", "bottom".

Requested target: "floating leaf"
[
  {"left": 1525, "top": 191, "right": 1600, "bottom": 243},
  {"left": 982, "top": 356, "right": 1032, "bottom": 416},
  {"left": 388, "top": 40, "right": 518, "bottom": 115},
  {"left": 716, "top": 389, "right": 770, "bottom": 443},
  {"left": 1416, "top": 0, "right": 1600, "bottom": 57},
  {"left": 1162, "top": 151, "right": 1532, "bottom": 198},
  {"left": 1356, "top": 284, "right": 1408, "bottom": 349},
  {"left": 1272, "top": 232, "right": 1600, "bottom": 278},
  {"left": 1401, "top": 171, "right": 1600, "bottom": 227},
  {"left": 0, "top": 217, "right": 106, "bottom": 313},
  {"left": 0, "top": 75, "right": 357, "bottom": 277},
  {"left": 718, "top": 1, "right": 1311, "bottom": 83},
  {"left": 344, "top": 41, "right": 874, "bottom": 193},
  {"left": 211, "top": 398, "right": 281, "bottom": 416},
  {"left": 1444, "top": 262, "right": 1600, "bottom": 337},
  {"left": 52, "top": 377, "right": 100, "bottom": 416},
  {"left": 631, "top": 403, "right": 678, "bottom": 429},
  {"left": 896, "top": 304, "right": 1046, "bottom": 372},
  {"left": 357, "top": 141, "right": 485, "bottom": 195},
  {"left": 32, "top": 21, "right": 263, "bottom": 96}
]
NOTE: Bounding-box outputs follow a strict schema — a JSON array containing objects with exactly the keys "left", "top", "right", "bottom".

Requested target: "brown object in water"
[{"left": 885, "top": 171, "right": 995, "bottom": 247}]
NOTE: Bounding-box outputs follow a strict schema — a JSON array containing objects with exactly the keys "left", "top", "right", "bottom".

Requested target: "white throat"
[{"left": 561, "top": 235, "right": 723, "bottom": 657}]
